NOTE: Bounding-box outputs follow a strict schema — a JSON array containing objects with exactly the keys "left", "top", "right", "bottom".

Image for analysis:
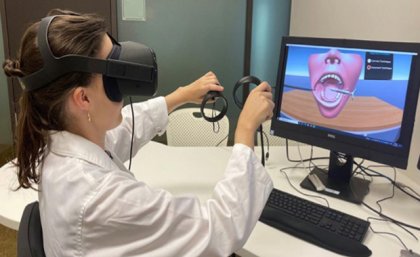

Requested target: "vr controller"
[{"left": 200, "top": 75, "right": 262, "bottom": 122}]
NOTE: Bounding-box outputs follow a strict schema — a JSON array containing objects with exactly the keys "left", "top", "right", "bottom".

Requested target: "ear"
[{"left": 70, "top": 87, "right": 91, "bottom": 111}]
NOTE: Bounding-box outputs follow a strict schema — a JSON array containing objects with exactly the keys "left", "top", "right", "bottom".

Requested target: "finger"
[
  {"left": 256, "top": 81, "right": 271, "bottom": 92},
  {"left": 205, "top": 71, "right": 216, "bottom": 78},
  {"left": 260, "top": 91, "right": 273, "bottom": 99},
  {"left": 208, "top": 84, "right": 224, "bottom": 92},
  {"left": 206, "top": 78, "right": 221, "bottom": 86},
  {"left": 261, "top": 82, "right": 272, "bottom": 92}
]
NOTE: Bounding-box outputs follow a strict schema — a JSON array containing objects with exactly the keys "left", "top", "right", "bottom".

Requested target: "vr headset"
[{"left": 19, "top": 15, "right": 158, "bottom": 102}]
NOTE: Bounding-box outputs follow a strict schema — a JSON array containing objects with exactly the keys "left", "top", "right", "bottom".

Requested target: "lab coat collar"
[{"left": 48, "top": 130, "right": 117, "bottom": 171}]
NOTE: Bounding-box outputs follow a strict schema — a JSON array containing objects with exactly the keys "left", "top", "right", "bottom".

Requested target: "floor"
[
  {"left": 0, "top": 144, "right": 16, "bottom": 257},
  {"left": 0, "top": 225, "right": 16, "bottom": 257}
]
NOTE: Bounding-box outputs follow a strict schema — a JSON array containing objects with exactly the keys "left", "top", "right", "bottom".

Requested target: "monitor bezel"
[{"left": 271, "top": 36, "right": 420, "bottom": 169}]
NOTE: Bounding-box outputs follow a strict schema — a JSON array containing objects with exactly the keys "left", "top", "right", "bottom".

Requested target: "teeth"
[{"left": 320, "top": 73, "right": 343, "bottom": 85}]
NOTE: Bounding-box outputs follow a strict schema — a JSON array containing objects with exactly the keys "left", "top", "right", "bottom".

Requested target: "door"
[{"left": 0, "top": 0, "right": 117, "bottom": 139}]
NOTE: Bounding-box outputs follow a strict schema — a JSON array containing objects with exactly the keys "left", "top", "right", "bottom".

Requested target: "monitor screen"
[{"left": 271, "top": 37, "right": 420, "bottom": 203}]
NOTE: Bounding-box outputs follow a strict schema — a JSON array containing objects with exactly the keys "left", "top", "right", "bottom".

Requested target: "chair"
[
  {"left": 17, "top": 201, "right": 46, "bottom": 257},
  {"left": 167, "top": 108, "right": 229, "bottom": 146}
]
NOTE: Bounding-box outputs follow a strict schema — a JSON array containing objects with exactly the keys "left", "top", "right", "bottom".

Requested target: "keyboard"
[{"left": 259, "top": 188, "right": 372, "bottom": 257}]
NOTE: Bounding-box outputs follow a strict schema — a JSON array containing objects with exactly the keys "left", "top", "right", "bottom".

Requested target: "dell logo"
[{"left": 327, "top": 134, "right": 336, "bottom": 139}]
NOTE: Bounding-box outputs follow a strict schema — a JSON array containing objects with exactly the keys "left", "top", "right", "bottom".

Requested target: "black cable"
[
  {"left": 354, "top": 162, "right": 420, "bottom": 202},
  {"left": 215, "top": 134, "right": 229, "bottom": 147},
  {"left": 262, "top": 130, "right": 270, "bottom": 160},
  {"left": 367, "top": 217, "right": 413, "bottom": 250},
  {"left": 348, "top": 162, "right": 420, "bottom": 231},
  {"left": 211, "top": 102, "right": 220, "bottom": 133},
  {"left": 297, "top": 150, "right": 420, "bottom": 232},
  {"left": 285, "top": 143, "right": 420, "bottom": 232},
  {"left": 374, "top": 166, "right": 397, "bottom": 214},
  {"left": 401, "top": 185, "right": 420, "bottom": 198},
  {"left": 362, "top": 201, "right": 420, "bottom": 231},
  {"left": 128, "top": 97, "right": 135, "bottom": 171},
  {"left": 286, "top": 139, "right": 328, "bottom": 163},
  {"left": 259, "top": 125, "right": 265, "bottom": 166},
  {"left": 280, "top": 167, "right": 330, "bottom": 208},
  {"left": 308, "top": 163, "right": 420, "bottom": 232},
  {"left": 371, "top": 216, "right": 418, "bottom": 242}
]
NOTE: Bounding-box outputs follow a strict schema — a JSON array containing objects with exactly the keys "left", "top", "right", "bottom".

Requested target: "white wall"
[
  {"left": 290, "top": 0, "right": 420, "bottom": 42},
  {"left": 290, "top": 0, "right": 420, "bottom": 184}
]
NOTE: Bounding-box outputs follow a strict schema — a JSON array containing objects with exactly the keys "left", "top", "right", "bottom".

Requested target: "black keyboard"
[{"left": 260, "top": 188, "right": 372, "bottom": 257}]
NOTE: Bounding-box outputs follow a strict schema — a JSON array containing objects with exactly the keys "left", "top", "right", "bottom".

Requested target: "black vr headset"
[{"left": 19, "top": 15, "right": 158, "bottom": 102}]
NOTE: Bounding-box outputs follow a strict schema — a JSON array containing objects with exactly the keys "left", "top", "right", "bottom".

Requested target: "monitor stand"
[{"left": 300, "top": 151, "right": 370, "bottom": 204}]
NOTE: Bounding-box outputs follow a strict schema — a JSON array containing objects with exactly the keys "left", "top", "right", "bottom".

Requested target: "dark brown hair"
[{"left": 2, "top": 9, "right": 107, "bottom": 189}]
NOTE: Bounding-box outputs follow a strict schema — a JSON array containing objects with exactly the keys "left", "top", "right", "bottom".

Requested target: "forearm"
[
  {"left": 234, "top": 126, "right": 255, "bottom": 150},
  {"left": 234, "top": 115, "right": 258, "bottom": 149},
  {"left": 164, "top": 87, "right": 188, "bottom": 113}
]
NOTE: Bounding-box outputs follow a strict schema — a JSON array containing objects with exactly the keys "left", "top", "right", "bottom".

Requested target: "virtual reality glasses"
[{"left": 19, "top": 15, "right": 158, "bottom": 102}]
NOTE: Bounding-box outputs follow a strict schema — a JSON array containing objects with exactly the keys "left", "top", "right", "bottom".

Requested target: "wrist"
[
  {"left": 234, "top": 124, "right": 255, "bottom": 149},
  {"left": 165, "top": 87, "right": 188, "bottom": 113}
]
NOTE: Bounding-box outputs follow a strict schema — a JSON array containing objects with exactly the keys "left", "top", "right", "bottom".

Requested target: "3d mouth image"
[{"left": 308, "top": 49, "right": 363, "bottom": 118}]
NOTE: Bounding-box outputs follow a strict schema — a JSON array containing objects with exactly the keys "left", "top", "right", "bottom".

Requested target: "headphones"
[{"left": 19, "top": 15, "right": 158, "bottom": 101}]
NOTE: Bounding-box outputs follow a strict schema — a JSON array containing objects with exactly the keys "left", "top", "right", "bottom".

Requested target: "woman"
[{"left": 3, "top": 9, "right": 274, "bottom": 257}]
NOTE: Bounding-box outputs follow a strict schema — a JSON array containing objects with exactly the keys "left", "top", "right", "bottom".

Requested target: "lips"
[{"left": 313, "top": 73, "right": 344, "bottom": 108}]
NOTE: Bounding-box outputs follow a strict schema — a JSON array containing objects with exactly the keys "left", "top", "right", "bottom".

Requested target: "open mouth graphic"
[
  {"left": 308, "top": 48, "right": 362, "bottom": 118},
  {"left": 313, "top": 73, "right": 345, "bottom": 108}
]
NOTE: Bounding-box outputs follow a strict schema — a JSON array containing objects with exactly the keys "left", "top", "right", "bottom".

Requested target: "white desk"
[{"left": 1, "top": 141, "right": 420, "bottom": 257}]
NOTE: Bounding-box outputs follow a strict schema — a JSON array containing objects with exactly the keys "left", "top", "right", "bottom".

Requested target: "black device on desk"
[{"left": 259, "top": 36, "right": 420, "bottom": 256}]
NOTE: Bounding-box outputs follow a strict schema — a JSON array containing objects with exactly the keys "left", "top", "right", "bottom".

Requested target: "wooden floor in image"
[{"left": 281, "top": 90, "right": 403, "bottom": 132}]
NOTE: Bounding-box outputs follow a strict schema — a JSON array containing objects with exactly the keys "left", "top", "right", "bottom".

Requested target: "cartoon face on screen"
[{"left": 308, "top": 49, "right": 362, "bottom": 118}]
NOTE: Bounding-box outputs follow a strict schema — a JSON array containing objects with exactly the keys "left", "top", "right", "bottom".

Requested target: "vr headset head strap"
[{"left": 19, "top": 15, "right": 155, "bottom": 91}]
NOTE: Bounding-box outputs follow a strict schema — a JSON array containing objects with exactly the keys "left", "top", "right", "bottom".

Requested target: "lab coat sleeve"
[
  {"left": 105, "top": 96, "right": 168, "bottom": 162},
  {"left": 81, "top": 144, "right": 273, "bottom": 257}
]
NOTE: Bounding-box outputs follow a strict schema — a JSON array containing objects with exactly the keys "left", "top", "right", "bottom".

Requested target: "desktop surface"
[{"left": 0, "top": 141, "right": 419, "bottom": 256}]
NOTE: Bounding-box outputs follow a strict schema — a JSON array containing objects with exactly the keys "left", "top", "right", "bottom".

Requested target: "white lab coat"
[{"left": 39, "top": 97, "right": 273, "bottom": 257}]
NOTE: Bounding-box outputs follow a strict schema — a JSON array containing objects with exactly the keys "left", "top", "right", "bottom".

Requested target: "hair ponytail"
[{"left": 15, "top": 93, "right": 48, "bottom": 189}]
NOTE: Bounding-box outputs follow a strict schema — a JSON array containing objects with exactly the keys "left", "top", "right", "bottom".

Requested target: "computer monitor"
[{"left": 271, "top": 36, "right": 420, "bottom": 204}]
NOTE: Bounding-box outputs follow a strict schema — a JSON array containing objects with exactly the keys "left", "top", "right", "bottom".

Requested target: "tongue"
[{"left": 324, "top": 84, "right": 339, "bottom": 101}]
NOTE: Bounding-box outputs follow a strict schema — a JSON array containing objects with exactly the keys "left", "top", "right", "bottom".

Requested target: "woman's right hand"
[{"left": 235, "top": 82, "right": 274, "bottom": 148}]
